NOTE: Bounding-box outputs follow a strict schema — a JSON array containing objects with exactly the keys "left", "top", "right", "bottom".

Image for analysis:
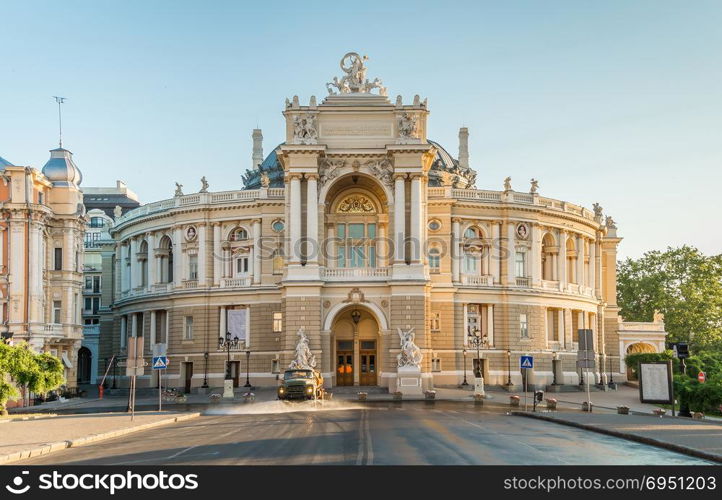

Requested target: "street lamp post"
[
  {"left": 461, "top": 349, "right": 468, "bottom": 386},
  {"left": 506, "top": 349, "right": 513, "bottom": 387},
  {"left": 244, "top": 350, "right": 252, "bottom": 388},
  {"left": 608, "top": 354, "right": 616, "bottom": 387},
  {"left": 218, "top": 331, "right": 239, "bottom": 398},
  {"left": 552, "top": 351, "right": 558, "bottom": 385},
  {"left": 202, "top": 352, "right": 209, "bottom": 388}
]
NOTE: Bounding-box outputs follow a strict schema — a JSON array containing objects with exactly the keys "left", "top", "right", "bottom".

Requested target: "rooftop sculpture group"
[{"left": 326, "top": 52, "right": 387, "bottom": 95}]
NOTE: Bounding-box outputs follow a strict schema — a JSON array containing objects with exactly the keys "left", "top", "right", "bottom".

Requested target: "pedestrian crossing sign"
[
  {"left": 152, "top": 356, "right": 169, "bottom": 370},
  {"left": 520, "top": 355, "right": 534, "bottom": 369}
]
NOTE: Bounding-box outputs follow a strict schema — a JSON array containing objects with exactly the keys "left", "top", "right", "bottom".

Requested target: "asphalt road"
[{"left": 22, "top": 402, "right": 711, "bottom": 465}]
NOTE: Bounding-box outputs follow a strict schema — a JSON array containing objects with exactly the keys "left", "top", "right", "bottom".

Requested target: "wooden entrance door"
[
  {"left": 336, "top": 340, "right": 354, "bottom": 386},
  {"left": 183, "top": 362, "right": 193, "bottom": 393},
  {"left": 359, "top": 340, "right": 377, "bottom": 386},
  {"left": 229, "top": 361, "right": 240, "bottom": 387}
]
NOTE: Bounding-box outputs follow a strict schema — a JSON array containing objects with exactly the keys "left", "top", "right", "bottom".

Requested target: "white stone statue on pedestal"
[
  {"left": 396, "top": 327, "right": 424, "bottom": 396},
  {"left": 289, "top": 327, "right": 316, "bottom": 370}
]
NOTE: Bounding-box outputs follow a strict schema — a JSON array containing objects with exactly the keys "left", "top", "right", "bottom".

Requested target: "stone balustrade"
[{"left": 321, "top": 267, "right": 391, "bottom": 281}]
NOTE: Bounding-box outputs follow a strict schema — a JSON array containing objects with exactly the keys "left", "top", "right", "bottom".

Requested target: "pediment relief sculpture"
[{"left": 337, "top": 195, "right": 376, "bottom": 214}]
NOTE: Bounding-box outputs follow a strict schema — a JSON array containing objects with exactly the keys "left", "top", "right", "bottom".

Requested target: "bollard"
[
  {"left": 510, "top": 395, "right": 520, "bottom": 407},
  {"left": 98, "top": 385, "right": 104, "bottom": 400},
  {"left": 545, "top": 398, "right": 557, "bottom": 410},
  {"left": 617, "top": 406, "right": 630, "bottom": 415},
  {"left": 358, "top": 392, "right": 368, "bottom": 402},
  {"left": 582, "top": 401, "right": 593, "bottom": 412},
  {"left": 424, "top": 390, "right": 436, "bottom": 400}
]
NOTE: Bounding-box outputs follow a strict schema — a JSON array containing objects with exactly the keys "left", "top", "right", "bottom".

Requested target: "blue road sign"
[
  {"left": 520, "top": 355, "right": 534, "bottom": 369},
  {"left": 152, "top": 356, "right": 168, "bottom": 370}
]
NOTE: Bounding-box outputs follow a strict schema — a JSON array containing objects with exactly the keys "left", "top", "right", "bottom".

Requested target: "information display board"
[{"left": 638, "top": 361, "right": 674, "bottom": 404}]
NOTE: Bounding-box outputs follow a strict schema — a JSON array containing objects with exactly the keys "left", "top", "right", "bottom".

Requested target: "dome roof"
[
  {"left": 242, "top": 140, "right": 476, "bottom": 190},
  {"left": 41, "top": 148, "right": 83, "bottom": 187},
  {"left": 0, "top": 156, "right": 14, "bottom": 169}
]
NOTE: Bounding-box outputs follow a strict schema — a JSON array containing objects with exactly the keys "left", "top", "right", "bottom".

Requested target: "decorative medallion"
[
  {"left": 337, "top": 195, "right": 375, "bottom": 214},
  {"left": 516, "top": 223, "right": 529, "bottom": 240},
  {"left": 428, "top": 219, "right": 442, "bottom": 232},
  {"left": 185, "top": 226, "right": 197, "bottom": 241}
]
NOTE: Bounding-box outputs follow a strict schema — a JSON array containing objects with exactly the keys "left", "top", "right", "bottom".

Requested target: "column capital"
[
  {"left": 393, "top": 173, "right": 408, "bottom": 181},
  {"left": 451, "top": 217, "right": 462, "bottom": 224},
  {"left": 251, "top": 218, "right": 262, "bottom": 225},
  {"left": 305, "top": 173, "right": 320, "bottom": 181},
  {"left": 408, "top": 172, "right": 425, "bottom": 180},
  {"left": 285, "top": 173, "right": 304, "bottom": 182}
]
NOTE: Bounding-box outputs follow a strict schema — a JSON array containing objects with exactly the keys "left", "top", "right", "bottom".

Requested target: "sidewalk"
[
  {"left": 514, "top": 411, "right": 722, "bottom": 463},
  {"left": 0, "top": 411, "right": 200, "bottom": 464}
]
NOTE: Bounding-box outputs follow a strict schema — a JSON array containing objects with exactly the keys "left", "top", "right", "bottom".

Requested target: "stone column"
[
  {"left": 588, "top": 236, "right": 596, "bottom": 290},
  {"left": 288, "top": 174, "right": 302, "bottom": 264},
  {"left": 486, "top": 305, "right": 494, "bottom": 346},
  {"left": 213, "top": 223, "right": 222, "bottom": 286},
  {"left": 594, "top": 238, "right": 602, "bottom": 298},
  {"left": 531, "top": 223, "right": 541, "bottom": 287},
  {"left": 115, "top": 242, "right": 123, "bottom": 296},
  {"left": 129, "top": 238, "right": 138, "bottom": 290},
  {"left": 409, "top": 174, "right": 422, "bottom": 263},
  {"left": 558, "top": 230, "right": 567, "bottom": 291},
  {"left": 150, "top": 310, "right": 157, "bottom": 345},
  {"left": 306, "top": 174, "right": 319, "bottom": 265},
  {"left": 198, "top": 224, "right": 207, "bottom": 285},
  {"left": 172, "top": 227, "right": 183, "bottom": 288},
  {"left": 146, "top": 232, "right": 156, "bottom": 290},
  {"left": 451, "top": 218, "right": 461, "bottom": 282},
  {"left": 505, "top": 221, "right": 516, "bottom": 285},
  {"left": 576, "top": 235, "right": 585, "bottom": 287},
  {"left": 131, "top": 313, "right": 138, "bottom": 338},
  {"left": 490, "top": 222, "right": 501, "bottom": 284},
  {"left": 393, "top": 174, "right": 406, "bottom": 264},
  {"left": 377, "top": 224, "right": 386, "bottom": 268},
  {"left": 557, "top": 309, "right": 565, "bottom": 347},
  {"left": 327, "top": 225, "right": 336, "bottom": 268},
  {"left": 120, "top": 315, "right": 127, "bottom": 349},
  {"left": 219, "top": 306, "right": 226, "bottom": 338},
  {"left": 252, "top": 219, "right": 262, "bottom": 284}
]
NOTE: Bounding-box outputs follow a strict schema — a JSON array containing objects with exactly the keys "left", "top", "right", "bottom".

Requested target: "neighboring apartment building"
[
  {"left": 0, "top": 148, "right": 86, "bottom": 397},
  {"left": 79, "top": 181, "right": 140, "bottom": 384}
]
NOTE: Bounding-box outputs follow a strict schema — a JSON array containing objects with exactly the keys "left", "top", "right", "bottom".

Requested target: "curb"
[
  {"left": 512, "top": 411, "right": 722, "bottom": 464},
  {"left": 0, "top": 412, "right": 200, "bottom": 465}
]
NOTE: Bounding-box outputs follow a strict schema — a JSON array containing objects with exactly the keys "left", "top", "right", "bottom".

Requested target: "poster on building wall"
[
  {"left": 227, "top": 309, "right": 247, "bottom": 342},
  {"left": 638, "top": 361, "right": 673, "bottom": 404}
]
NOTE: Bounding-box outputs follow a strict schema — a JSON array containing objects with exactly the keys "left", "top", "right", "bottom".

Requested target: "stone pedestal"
[
  {"left": 474, "top": 377, "right": 485, "bottom": 397},
  {"left": 223, "top": 379, "right": 234, "bottom": 398},
  {"left": 396, "top": 365, "right": 423, "bottom": 396}
]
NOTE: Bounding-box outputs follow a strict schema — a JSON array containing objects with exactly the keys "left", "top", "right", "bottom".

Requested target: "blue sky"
[{"left": 1, "top": 1, "right": 720, "bottom": 258}]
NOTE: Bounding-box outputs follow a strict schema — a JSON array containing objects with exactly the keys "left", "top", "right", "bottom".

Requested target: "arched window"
[
  {"left": 462, "top": 226, "right": 485, "bottom": 276},
  {"left": 229, "top": 227, "right": 248, "bottom": 241},
  {"left": 541, "top": 233, "right": 556, "bottom": 281},
  {"left": 465, "top": 227, "right": 479, "bottom": 239},
  {"left": 138, "top": 240, "right": 148, "bottom": 287},
  {"left": 158, "top": 235, "right": 173, "bottom": 283},
  {"left": 566, "top": 237, "right": 577, "bottom": 283},
  {"left": 334, "top": 194, "right": 378, "bottom": 268}
]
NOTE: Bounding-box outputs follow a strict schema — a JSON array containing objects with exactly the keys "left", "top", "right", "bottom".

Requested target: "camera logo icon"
[{"left": 5, "top": 471, "right": 30, "bottom": 495}]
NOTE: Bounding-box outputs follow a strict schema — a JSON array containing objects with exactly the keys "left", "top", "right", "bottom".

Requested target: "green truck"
[{"left": 277, "top": 368, "right": 325, "bottom": 400}]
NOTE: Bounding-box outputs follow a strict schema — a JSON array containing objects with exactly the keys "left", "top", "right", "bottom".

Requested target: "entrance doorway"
[
  {"left": 359, "top": 340, "right": 377, "bottom": 385},
  {"left": 77, "top": 347, "right": 92, "bottom": 385},
  {"left": 228, "top": 361, "right": 240, "bottom": 387},
  {"left": 336, "top": 340, "right": 354, "bottom": 386},
  {"left": 183, "top": 362, "right": 193, "bottom": 393}
]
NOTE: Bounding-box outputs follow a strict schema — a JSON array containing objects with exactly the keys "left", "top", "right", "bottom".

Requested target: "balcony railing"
[
  {"left": 460, "top": 274, "right": 494, "bottom": 286},
  {"left": 321, "top": 267, "right": 390, "bottom": 281},
  {"left": 219, "top": 277, "right": 252, "bottom": 288},
  {"left": 515, "top": 277, "right": 531, "bottom": 287}
]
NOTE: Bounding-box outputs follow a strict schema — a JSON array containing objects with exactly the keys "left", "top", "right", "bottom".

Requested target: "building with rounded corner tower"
[{"left": 101, "top": 53, "right": 666, "bottom": 393}]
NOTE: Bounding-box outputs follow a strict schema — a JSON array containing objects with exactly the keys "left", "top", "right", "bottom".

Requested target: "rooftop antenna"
[{"left": 52, "top": 96, "right": 67, "bottom": 148}]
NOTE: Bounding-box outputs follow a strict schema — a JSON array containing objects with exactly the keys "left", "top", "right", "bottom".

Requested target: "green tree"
[
  {"left": 617, "top": 246, "right": 722, "bottom": 351},
  {"left": 0, "top": 342, "right": 66, "bottom": 415}
]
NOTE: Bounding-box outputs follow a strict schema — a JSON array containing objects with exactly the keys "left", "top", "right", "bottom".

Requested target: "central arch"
[{"left": 325, "top": 303, "right": 386, "bottom": 387}]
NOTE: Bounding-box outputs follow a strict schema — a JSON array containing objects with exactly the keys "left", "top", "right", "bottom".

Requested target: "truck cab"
[{"left": 277, "top": 369, "right": 324, "bottom": 400}]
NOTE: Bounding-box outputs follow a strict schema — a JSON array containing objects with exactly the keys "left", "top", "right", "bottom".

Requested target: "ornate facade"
[
  {"left": 102, "top": 53, "right": 665, "bottom": 391},
  {"left": 0, "top": 149, "right": 86, "bottom": 392}
]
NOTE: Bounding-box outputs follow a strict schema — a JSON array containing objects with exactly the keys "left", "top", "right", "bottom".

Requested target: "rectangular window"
[
  {"left": 271, "top": 359, "right": 280, "bottom": 374},
  {"left": 93, "top": 297, "right": 100, "bottom": 314},
  {"left": 189, "top": 255, "right": 198, "bottom": 280},
  {"left": 429, "top": 250, "right": 440, "bottom": 272},
  {"left": 273, "top": 312, "right": 283, "bottom": 333},
  {"left": 53, "top": 300, "right": 62, "bottom": 324},
  {"left": 350, "top": 245, "right": 365, "bottom": 268},
  {"left": 430, "top": 312, "right": 441, "bottom": 331},
  {"left": 93, "top": 276, "right": 101, "bottom": 293},
  {"left": 84, "top": 297, "right": 92, "bottom": 311},
  {"left": 236, "top": 256, "right": 249, "bottom": 275},
  {"left": 466, "top": 304, "right": 480, "bottom": 338},
  {"left": 54, "top": 248, "right": 63, "bottom": 271},
  {"left": 348, "top": 223, "right": 364, "bottom": 239},
  {"left": 85, "top": 277, "right": 93, "bottom": 290},
  {"left": 432, "top": 357, "right": 441, "bottom": 372},
  {"left": 463, "top": 253, "right": 478, "bottom": 274},
  {"left": 184, "top": 316, "right": 193, "bottom": 340},
  {"left": 515, "top": 251, "right": 526, "bottom": 278},
  {"left": 520, "top": 313, "right": 529, "bottom": 338}
]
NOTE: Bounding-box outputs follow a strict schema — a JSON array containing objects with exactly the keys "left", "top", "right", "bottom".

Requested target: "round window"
[
  {"left": 272, "top": 220, "right": 285, "bottom": 232},
  {"left": 428, "top": 220, "right": 441, "bottom": 231}
]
